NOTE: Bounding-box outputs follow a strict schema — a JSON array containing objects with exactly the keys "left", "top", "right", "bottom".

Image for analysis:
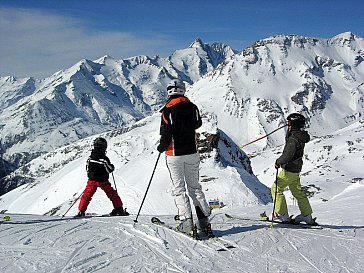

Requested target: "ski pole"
[
  {"left": 61, "top": 190, "right": 84, "bottom": 218},
  {"left": 240, "top": 124, "right": 287, "bottom": 148},
  {"left": 134, "top": 152, "right": 161, "bottom": 223},
  {"left": 111, "top": 173, "right": 118, "bottom": 192},
  {"left": 270, "top": 168, "right": 279, "bottom": 228}
]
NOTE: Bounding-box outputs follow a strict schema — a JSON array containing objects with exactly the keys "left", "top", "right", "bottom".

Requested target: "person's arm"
[
  {"left": 195, "top": 105, "right": 202, "bottom": 129},
  {"left": 101, "top": 156, "right": 115, "bottom": 173},
  {"left": 157, "top": 108, "right": 173, "bottom": 152},
  {"left": 275, "top": 137, "right": 298, "bottom": 167}
]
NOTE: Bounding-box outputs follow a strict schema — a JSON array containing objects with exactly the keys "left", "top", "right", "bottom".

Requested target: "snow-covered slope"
[{"left": 0, "top": 112, "right": 269, "bottom": 215}]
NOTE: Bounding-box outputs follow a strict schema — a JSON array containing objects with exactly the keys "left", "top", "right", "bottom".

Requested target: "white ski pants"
[{"left": 166, "top": 153, "right": 210, "bottom": 220}]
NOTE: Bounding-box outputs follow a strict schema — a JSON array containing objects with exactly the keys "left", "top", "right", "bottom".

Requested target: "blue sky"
[{"left": 1, "top": 0, "right": 363, "bottom": 78}]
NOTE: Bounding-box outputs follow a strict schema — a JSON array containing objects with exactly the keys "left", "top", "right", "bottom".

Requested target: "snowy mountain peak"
[
  {"left": 189, "top": 38, "right": 237, "bottom": 57},
  {"left": 329, "top": 32, "right": 364, "bottom": 50},
  {"left": 189, "top": 38, "right": 205, "bottom": 48},
  {"left": 94, "top": 55, "right": 116, "bottom": 64},
  {"left": 2, "top": 76, "right": 17, "bottom": 83},
  {"left": 333, "top": 31, "right": 359, "bottom": 41},
  {"left": 253, "top": 34, "right": 320, "bottom": 49}
]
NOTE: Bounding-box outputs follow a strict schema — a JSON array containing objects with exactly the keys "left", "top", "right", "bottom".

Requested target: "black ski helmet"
[
  {"left": 287, "top": 113, "right": 306, "bottom": 128},
  {"left": 93, "top": 137, "right": 107, "bottom": 150}
]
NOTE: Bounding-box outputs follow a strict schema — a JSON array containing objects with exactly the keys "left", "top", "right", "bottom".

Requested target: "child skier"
[
  {"left": 272, "top": 113, "right": 314, "bottom": 224},
  {"left": 76, "top": 137, "right": 129, "bottom": 217}
]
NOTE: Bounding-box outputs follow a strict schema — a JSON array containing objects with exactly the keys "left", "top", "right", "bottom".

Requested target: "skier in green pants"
[{"left": 272, "top": 113, "right": 314, "bottom": 224}]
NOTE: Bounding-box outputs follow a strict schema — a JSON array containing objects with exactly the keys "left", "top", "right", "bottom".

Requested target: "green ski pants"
[{"left": 271, "top": 169, "right": 313, "bottom": 216}]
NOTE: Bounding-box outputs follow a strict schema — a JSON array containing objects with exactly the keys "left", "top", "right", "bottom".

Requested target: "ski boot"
[
  {"left": 176, "top": 218, "right": 199, "bottom": 238},
  {"left": 197, "top": 217, "right": 214, "bottom": 238},
  {"left": 110, "top": 207, "right": 129, "bottom": 216},
  {"left": 272, "top": 212, "right": 290, "bottom": 223},
  {"left": 176, "top": 218, "right": 193, "bottom": 233},
  {"left": 294, "top": 214, "right": 315, "bottom": 225},
  {"left": 189, "top": 224, "right": 200, "bottom": 239},
  {"left": 75, "top": 211, "right": 86, "bottom": 217}
]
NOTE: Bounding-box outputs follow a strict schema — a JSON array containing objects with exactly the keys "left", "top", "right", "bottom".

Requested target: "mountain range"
[
  {"left": 0, "top": 32, "right": 363, "bottom": 211},
  {"left": 0, "top": 39, "right": 236, "bottom": 193}
]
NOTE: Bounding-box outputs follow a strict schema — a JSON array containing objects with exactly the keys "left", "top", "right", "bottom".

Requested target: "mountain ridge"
[
  {"left": 0, "top": 39, "right": 234, "bottom": 172},
  {"left": 188, "top": 32, "right": 364, "bottom": 150},
  {"left": 0, "top": 32, "right": 363, "bottom": 198}
]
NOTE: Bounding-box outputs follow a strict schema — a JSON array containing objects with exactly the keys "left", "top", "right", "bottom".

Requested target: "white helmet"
[{"left": 167, "top": 79, "right": 186, "bottom": 96}]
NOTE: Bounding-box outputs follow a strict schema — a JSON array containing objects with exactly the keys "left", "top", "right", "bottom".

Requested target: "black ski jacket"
[
  {"left": 86, "top": 148, "right": 114, "bottom": 182},
  {"left": 276, "top": 128, "right": 310, "bottom": 173},
  {"left": 157, "top": 95, "right": 202, "bottom": 156}
]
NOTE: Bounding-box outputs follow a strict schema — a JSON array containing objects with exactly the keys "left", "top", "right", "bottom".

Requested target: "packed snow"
[{"left": 0, "top": 189, "right": 363, "bottom": 272}]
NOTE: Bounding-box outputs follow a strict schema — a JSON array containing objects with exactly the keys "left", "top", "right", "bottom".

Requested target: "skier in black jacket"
[
  {"left": 272, "top": 113, "right": 314, "bottom": 224},
  {"left": 76, "top": 137, "right": 128, "bottom": 217},
  {"left": 157, "top": 79, "right": 211, "bottom": 237}
]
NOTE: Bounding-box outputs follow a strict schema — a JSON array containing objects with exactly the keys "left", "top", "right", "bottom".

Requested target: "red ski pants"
[{"left": 78, "top": 180, "right": 123, "bottom": 212}]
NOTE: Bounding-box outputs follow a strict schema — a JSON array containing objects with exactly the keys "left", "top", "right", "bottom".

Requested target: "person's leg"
[
  {"left": 271, "top": 170, "right": 289, "bottom": 215},
  {"left": 166, "top": 155, "right": 192, "bottom": 220},
  {"left": 98, "top": 181, "right": 123, "bottom": 209},
  {"left": 184, "top": 153, "right": 210, "bottom": 218},
  {"left": 182, "top": 153, "right": 212, "bottom": 234},
  {"left": 287, "top": 172, "right": 313, "bottom": 216},
  {"left": 78, "top": 180, "right": 98, "bottom": 212}
]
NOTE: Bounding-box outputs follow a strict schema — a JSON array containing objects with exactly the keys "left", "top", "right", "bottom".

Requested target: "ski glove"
[{"left": 157, "top": 144, "right": 165, "bottom": 153}]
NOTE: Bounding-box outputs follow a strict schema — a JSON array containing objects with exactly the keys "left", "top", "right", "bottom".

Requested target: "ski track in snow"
[
  {"left": 276, "top": 229, "right": 324, "bottom": 273},
  {"left": 0, "top": 213, "right": 363, "bottom": 273}
]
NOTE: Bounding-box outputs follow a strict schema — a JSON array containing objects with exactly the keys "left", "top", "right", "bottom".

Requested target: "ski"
[
  {"left": 224, "top": 213, "right": 256, "bottom": 222},
  {"left": 197, "top": 222, "right": 237, "bottom": 249},
  {"left": 208, "top": 236, "right": 237, "bottom": 250},
  {"left": 259, "top": 211, "right": 321, "bottom": 228},
  {"left": 196, "top": 228, "right": 236, "bottom": 250},
  {"left": 70, "top": 213, "right": 130, "bottom": 219},
  {"left": 151, "top": 217, "right": 200, "bottom": 239},
  {"left": 151, "top": 217, "right": 235, "bottom": 251},
  {"left": 225, "top": 213, "right": 322, "bottom": 229}
]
